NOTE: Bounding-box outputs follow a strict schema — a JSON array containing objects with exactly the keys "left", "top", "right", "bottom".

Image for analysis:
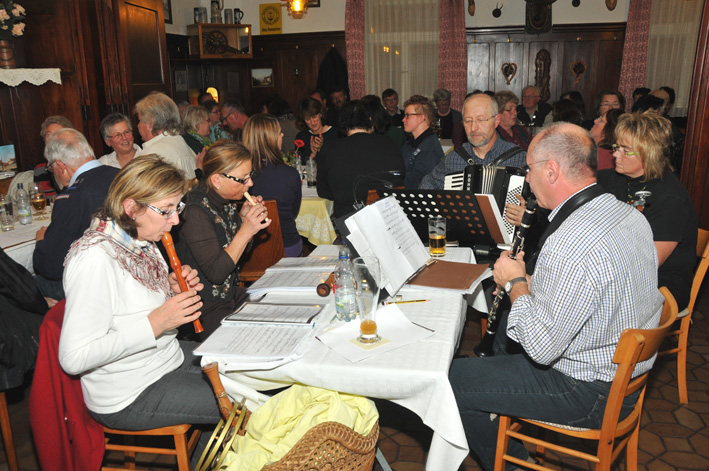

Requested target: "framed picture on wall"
[
  {"left": 307, "top": 0, "right": 321, "bottom": 6},
  {"left": 163, "top": 0, "right": 172, "bottom": 24},
  {"left": 251, "top": 68, "right": 274, "bottom": 88}
]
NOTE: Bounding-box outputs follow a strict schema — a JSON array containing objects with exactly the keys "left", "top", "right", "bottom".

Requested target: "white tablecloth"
[
  {"left": 204, "top": 245, "right": 482, "bottom": 470},
  {"left": 0, "top": 217, "right": 50, "bottom": 274}
]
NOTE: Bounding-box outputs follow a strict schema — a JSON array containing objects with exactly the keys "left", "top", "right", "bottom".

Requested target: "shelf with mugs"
[{"left": 186, "top": 24, "right": 253, "bottom": 60}]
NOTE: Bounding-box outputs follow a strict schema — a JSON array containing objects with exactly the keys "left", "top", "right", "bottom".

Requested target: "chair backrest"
[
  {"left": 239, "top": 199, "right": 285, "bottom": 282},
  {"left": 688, "top": 228, "right": 709, "bottom": 312},
  {"left": 597, "top": 287, "right": 678, "bottom": 445}
]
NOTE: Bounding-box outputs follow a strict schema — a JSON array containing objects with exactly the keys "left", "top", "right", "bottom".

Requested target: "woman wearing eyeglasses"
[
  {"left": 174, "top": 140, "right": 271, "bottom": 334},
  {"left": 59, "top": 154, "right": 224, "bottom": 432},
  {"left": 597, "top": 112, "right": 697, "bottom": 310},
  {"left": 98, "top": 113, "right": 141, "bottom": 169}
]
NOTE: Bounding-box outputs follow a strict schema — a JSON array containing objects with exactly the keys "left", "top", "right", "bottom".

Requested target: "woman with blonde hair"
[
  {"left": 242, "top": 114, "right": 303, "bottom": 257},
  {"left": 597, "top": 112, "right": 697, "bottom": 309},
  {"left": 174, "top": 140, "right": 271, "bottom": 334},
  {"left": 59, "top": 154, "right": 222, "bottom": 431},
  {"left": 181, "top": 105, "right": 213, "bottom": 154}
]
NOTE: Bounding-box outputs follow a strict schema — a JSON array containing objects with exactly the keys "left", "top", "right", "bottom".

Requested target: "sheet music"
[
  {"left": 268, "top": 256, "right": 338, "bottom": 272},
  {"left": 345, "top": 196, "right": 430, "bottom": 294},
  {"left": 194, "top": 324, "right": 314, "bottom": 361},
  {"left": 222, "top": 302, "right": 324, "bottom": 325},
  {"left": 246, "top": 270, "right": 332, "bottom": 297}
]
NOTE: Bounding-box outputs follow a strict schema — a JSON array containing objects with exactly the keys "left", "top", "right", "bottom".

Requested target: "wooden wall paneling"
[
  {"left": 560, "top": 39, "right": 596, "bottom": 120},
  {"left": 118, "top": 0, "right": 172, "bottom": 106},
  {"left": 466, "top": 42, "right": 490, "bottom": 93},
  {"left": 95, "top": 0, "right": 130, "bottom": 117},
  {"left": 494, "top": 41, "right": 525, "bottom": 95},
  {"left": 682, "top": 0, "right": 709, "bottom": 228}
]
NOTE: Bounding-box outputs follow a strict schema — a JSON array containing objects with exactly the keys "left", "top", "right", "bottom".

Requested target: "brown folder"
[{"left": 408, "top": 260, "right": 489, "bottom": 291}]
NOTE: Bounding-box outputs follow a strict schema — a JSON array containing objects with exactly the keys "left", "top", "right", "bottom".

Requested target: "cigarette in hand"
[{"left": 244, "top": 191, "right": 270, "bottom": 223}]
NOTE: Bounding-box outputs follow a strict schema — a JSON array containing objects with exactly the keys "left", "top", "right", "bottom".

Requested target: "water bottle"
[
  {"left": 334, "top": 247, "right": 358, "bottom": 321},
  {"left": 16, "top": 183, "right": 32, "bottom": 225}
]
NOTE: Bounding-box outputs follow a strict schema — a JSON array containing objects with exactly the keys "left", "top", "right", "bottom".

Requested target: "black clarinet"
[{"left": 473, "top": 197, "right": 537, "bottom": 357}]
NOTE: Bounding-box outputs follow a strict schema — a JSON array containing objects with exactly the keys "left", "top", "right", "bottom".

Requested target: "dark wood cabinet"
[
  {"left": 466, "top": 23, "right": 626, "bottom": 120},
  {"left": 0, "top": 0, "right": 171, "bottom": 172}
]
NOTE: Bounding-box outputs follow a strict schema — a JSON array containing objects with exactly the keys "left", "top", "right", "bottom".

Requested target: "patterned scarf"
[
  {"left": 188, "top": 129, "right": 213, "bottom": 148},
  {"left": 65, "top": 218, "right": 172, "bottom": 298}
]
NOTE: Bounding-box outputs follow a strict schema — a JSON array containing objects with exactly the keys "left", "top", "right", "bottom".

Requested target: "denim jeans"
[{"left": 450, "top": 321, "right": 638, "bottom": 471}]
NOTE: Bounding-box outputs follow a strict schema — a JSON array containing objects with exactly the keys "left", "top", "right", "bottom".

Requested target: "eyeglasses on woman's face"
[
  {"left": 146, "top": 201, "right": 185, "bottom": 220},
  {"left": 220, "top": 171, "right": 254, "bottom": 185},
  {"left": 611, "top": 143, "right": 637, "bottom": 157}
]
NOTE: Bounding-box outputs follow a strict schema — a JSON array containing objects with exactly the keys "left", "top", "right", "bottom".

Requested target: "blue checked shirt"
[
  {"left": 419, "top": 133, "right": 526, "bottom": 190},
  {"left": 507, "top": 187, "right": 663, "bottom": 382}
]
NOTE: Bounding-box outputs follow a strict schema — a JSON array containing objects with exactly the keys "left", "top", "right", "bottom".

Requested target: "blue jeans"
[{"left": 450, "top": 326, "right": 638, "bottom": 471}]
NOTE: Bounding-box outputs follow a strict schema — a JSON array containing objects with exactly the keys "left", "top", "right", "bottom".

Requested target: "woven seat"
[{"left": 262, "top": 420, "right": 379, "bottom": 471}]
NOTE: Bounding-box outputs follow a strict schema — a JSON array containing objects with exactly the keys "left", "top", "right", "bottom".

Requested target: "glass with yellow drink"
[{"left": 353, "top": 256, "right": 381, "bottom": 344}]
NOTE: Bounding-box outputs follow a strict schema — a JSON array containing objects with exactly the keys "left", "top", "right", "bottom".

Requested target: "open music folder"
[{"left": 344, "top": 196, "right": 490, "bottom": 296}]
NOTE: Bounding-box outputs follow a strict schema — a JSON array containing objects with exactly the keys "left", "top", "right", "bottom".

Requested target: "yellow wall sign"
[{"left": 260, "top": 3, "right": 282, "bottom": 35}]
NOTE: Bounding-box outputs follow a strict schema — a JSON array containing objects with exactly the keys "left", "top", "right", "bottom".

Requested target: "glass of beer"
[
  {"left": 428, "top": 215, "right": 446, "bottom": 257},
  {"left": 31, "top": 186, "right": 47, "bottom": 220},
  {"left": 353, "top": 256, "right": 381, "bottom": 344}
]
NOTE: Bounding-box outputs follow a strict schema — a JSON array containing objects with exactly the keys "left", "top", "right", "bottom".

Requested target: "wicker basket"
[{"left": 260, "top": 420, "right": 379, "bottom": 471}]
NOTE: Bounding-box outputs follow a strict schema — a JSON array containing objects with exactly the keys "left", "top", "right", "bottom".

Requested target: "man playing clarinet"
[{"left": 450, "top": 122, "right": 663, "bottom": 470}]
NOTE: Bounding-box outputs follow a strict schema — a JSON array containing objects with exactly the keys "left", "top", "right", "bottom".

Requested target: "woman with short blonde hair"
[
  {"left": 182, "top": 105, "right": 212, "bottom": 154},
  {"left": 598, "top": 112, "right": 697, "bottom": 310}
]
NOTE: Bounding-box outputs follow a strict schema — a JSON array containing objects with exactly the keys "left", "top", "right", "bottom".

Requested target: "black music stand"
[{"left": 375, "top": 189, "right": 508, "bottom": 248}]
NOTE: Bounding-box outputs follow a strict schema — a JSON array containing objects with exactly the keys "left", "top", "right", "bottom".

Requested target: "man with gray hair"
[
  {"left": 433, "top": 88, "right": 462, "bottom": 139},
  {"left": 33, "top": 128, "right": 119, "bottom": 299},
  {"left": 219, "top": 99, "right": 249, "bottom": 140},
  {"left": 420, "top": 92, "right": 525, "bottom": 189},
  {"left": 450, "top": 123, "right": 662, "bottom": 471},
  {"left": 517, "top": 85, "right": 552, "bottom": 127}
]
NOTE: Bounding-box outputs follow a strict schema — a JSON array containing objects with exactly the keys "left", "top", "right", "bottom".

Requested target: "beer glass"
[
  {"left": 353, "top": 256, "right": 381, "bottom": 344},
  {"left": 31, "top": 184, "right": 47, "bottom": 220},
  {"left": 428, "top": 215, "right": 446, "bottom": 257}
]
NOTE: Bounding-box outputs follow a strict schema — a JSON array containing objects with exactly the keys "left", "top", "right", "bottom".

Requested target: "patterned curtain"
[
  {"left": 345, "top": 0, "right": 366, "bottom": 100},
  {"left": 619, "top": 0, "right": 652, "bottom": 105},
  {"left": 438, "top": 0, "right": 467, "bottom": 111}
]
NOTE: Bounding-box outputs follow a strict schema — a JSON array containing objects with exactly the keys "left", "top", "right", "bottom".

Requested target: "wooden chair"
[
  {"left": 493, "top": 286, "right": 679, "bottom": 471},
  {"left": 658, "top": 228, "right": 709, "bottom": 403},
  {"left": 102, "top": 424, "right": 201, "bottom": 471},
  {"left": 239, "top": 199, "right": 285, "bottom": 284}
]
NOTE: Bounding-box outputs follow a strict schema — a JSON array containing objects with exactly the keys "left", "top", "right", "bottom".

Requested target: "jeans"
[{"left": 450, "top": 321, "right": 638, "bottom": 471}]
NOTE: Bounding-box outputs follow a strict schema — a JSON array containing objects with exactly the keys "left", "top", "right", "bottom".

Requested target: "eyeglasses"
[
  {"left": 521, "top": 159, "right": 551, "bottom": 174},
  {"left": 611, "top": 144, "right": 636, "bottom": 157},
  {"left": 463, "top": 116, "right": 495, "bottom": 126},
  {"left": 108, "top": 130, "right": 132, "bottom": 140},
  {"left": 146, "top": 201, "right": 185, "bottom": 220},
  {"left": 403, "top": 113, "right": 422, "bottom": 119},
  {"left": 220, "top": 111, "right": 234, "bottom": 123},
  {"left": 522, "top": 95, "right": 540, "bottom": 99},
  {"left": 502, "top": 107, "right": 517, "bottom": 113},
  {"left": 220, "top": 171, "right": 254, "bottom": 185},
  {"left": 46, "top": 161, "right": 57, "bottom": 173}
]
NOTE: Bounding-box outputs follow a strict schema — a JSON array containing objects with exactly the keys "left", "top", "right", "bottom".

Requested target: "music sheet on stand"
[{"left": 346, "top": 196, "right": 429, "bottom": 294}]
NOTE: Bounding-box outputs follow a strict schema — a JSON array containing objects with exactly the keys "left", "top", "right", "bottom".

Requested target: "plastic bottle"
[
  {"left": 16, "top": 183, "right": 32, "bottom": 225},
  {"left": 334, "top": 247, "right": 358, "bottom": 321}
]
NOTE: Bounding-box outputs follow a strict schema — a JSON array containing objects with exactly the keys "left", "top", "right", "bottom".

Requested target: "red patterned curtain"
[
  {"left": 619, "top": 0, "right": 652, "bottom": 104},
  {"left": 438, "top": 0, "right": 467, "bottom": 111},
  {"left": 345, "top": 0, "right": 366, "bottom": 100}
]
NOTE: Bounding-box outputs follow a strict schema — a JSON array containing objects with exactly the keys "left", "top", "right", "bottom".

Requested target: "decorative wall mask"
[
  {"left": 501, "top": 62, "right": 517, "bottom": 85},
  {"left": 606, "top": 0, "right": 617, "bottom": 11},
  {"left": 570, "top": 60, "right": 587, "bottom": 83},
  {"left": 525, "top": 0, "right": 557, "bottom": 34},
  {"left": 468, "top": 0, "right": 475, "bottom": 16}
]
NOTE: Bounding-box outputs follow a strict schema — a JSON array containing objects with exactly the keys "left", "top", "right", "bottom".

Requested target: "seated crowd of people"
[{"left": 3, "top": 79, "right": 700, "bottom": 471}]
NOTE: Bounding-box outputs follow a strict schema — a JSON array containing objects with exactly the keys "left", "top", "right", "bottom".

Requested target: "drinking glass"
[
  {"left": 353, "top": 256, "right": 382, "bottom": 344},
  {"left": 428, "top": 215, "right": 446, "bottom": 257},
  {"left": 31, "top": 184, "right": 47, "bottom": 220},
  {"left": 0, "top": 194, "right": 13, "bottom": 231},
  {"left": 305, "top": 160, "right": 317, "bottom": 187}
]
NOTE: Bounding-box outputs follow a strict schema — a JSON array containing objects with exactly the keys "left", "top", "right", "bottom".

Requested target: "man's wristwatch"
[{"left": 504, "top": 277, "right": 528, "bottom": 293}]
